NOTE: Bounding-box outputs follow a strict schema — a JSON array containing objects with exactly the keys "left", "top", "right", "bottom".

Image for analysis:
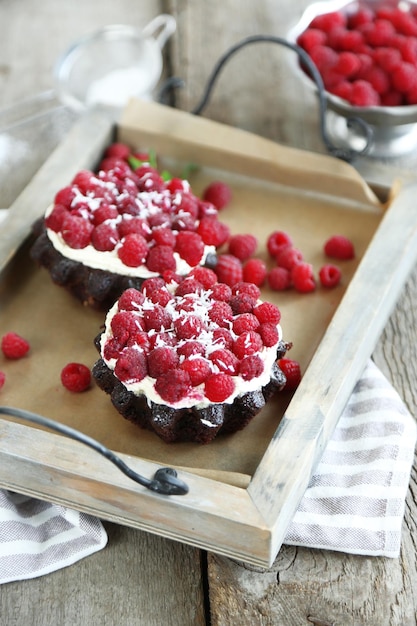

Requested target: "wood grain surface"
[{"left": 1, "top": 1, "right": 417, "bottom": 625}]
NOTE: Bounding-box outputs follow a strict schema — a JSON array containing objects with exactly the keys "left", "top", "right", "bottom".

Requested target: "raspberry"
[
  {"left": 91, "top": 203, "right": 119, "bottom": 226},
  {"left": 335, "top": 51, "right": 361, "bottom": 77},
  {"left": 228, "top": 234, "right": 258, "bottom": 261},
  {"left": 175, "top": 277, "right": 204, "bottom": 296},
  {"left": 324, "top": 235, "right": 355, "bottom": 260},
  {"left": 91, "top": 223, "right": 120, "bottom": 251},
  {"left": 208, "top": 300, "right": 234, "bottom": 327},
  {"left": 267, "top": 266, "right": 291, "bottom": 291},
  {"left": 291, "top": 262, "right": 316, "bottom": 293},
  {"left": 214, "top": 254, "right": 243, "bottom": 287},
  {"left": 310, "top": 11, "right": 347, "bottom": 32},
  {"left": 167, "top": 177, "right": 189, "bottom": 194},
  {"left": 180, "top": 357, "right": 211, "bottom": 386},
  {"left": 242, "top": 258, "right": 267, "bottom": 286},
  {"left": 61, "top": 214, "right": 93, "bottom": 249},
  {"left": 143, "top": 304, "right": 172, "bottom": 331},
  {"left": 233, "top": 330, "right": 263, "bottom": 359},
  {"left": 392, "top": 61, "right": 417, "bottom": 93},
  {"left": 175, "top": 231, "right": 205, "bottom": 266},
  {"left": 174, "top": 314, "right": 206, "bottom": 340},
  {"left": 337, "top": 29, "right": 365, "bottom": 52},
  {"left": 258, "top": 322, "right": 279, "bottom": 347},
  {"left": 204, "top": 373, "right": 235, "bottom": 402},
  {"left": 319, "top": 264, "right": 342, "bottom": 288},
  {"left": 209, "top": 348, "right": 239, "bottom": 375},
  {"left": 309, "top": 45, "right": 338, "bottom": 72},
  {"left": 152, "top": 227, "right": 176, "bottom": 247},
  {"left": 232, "top": 313, "right": 260, "bottom": 335},
  {"left": 1, "top": 332, "right": 30, "bottom": 359},
  {"left": 54, "top": 185, "right": 76, "bottom": 209},
  {"left": 350, "top": 79, "right": 380, "bottom": 106},
  {"left": 278, "top": 358, "right": 302, "bottom": 391},
  {"left": 373, "top": 47, "right": 402, "bottom": 72},
  {"left": 202, "top": 181, "right": 232, "bottom": 210},
  {"left": 104, "top": 142, "right": 131, "bottom": 160},
  {"left": 149, "top": 287, "right": 172, "bottom": 307},
  {"left": 212, "top": 328, "right": 233, "bottom": 350},
  {"left": 45, "top": 204, "right": 68, "bottom": 232},
  {"left": 267, "top": 230, "right": 292, "bottom": 258},
  {"left": 141, "top": 277, "right": 165, "bottom": 295},
  {"left": 197, "top": 217, "right": 230, "bottom": 246},
  {"left": 0, "top": 371, "right": 5, "bottom": 389},
  {"left": 188, "top": 266, "right": 218, "bottom": 289},
  {"left": 360, "top": 66, "right": 390, "bottom": 94},
  {"left": 296, "top": 28, "right": 327, "bottom": 52},
  {"left": 229, "top": 293, "right": 256, "bottom": 315},
  {"left": 177, "top": 341, "right": 206, "bottom": 358},
  {"left": 276, "top": 246, "right": 303, "bottom": 270},
  {"left": 147, "top": 346, "right": 179, "bottom": 378},
  {"left": 253, "top": 301, "right": 281, "bottom": 325},
  {"left": 198, "top": 201, "right": 218, "bottom": 219},
  {"left": 362, "top": 19, "right": 396, "bottom": 47},
  {"left": 348, "top": 7, "right": 374, "bottom": 29},
  {"left": 210, "top": 282, "right": 232, "bottom": 301},
  {"left": 154, "top": 369, "right": 192, "bottom": 403},
  {"left": 146, "top": 244, "right": 176, "bottom": 273},
  {"left": 71, "top": 169, "right": 97, "bottom": 194},
  {"left": 232, "top": 282, "right": 261, "bottom": 299},
  {"left": 111, "top": 311, "right": 143, "bottom": 344},
  {"left": 117, "top": 233, "right": 148, "bottom": 267},
  {"left": 60, "top": 362, "right": 91, "bottom": 392},
  {"left": 239, "top": 355, "right": 264, "bottom": 381},
  {"left": 114, "top": 348, "right": 148, "bottom": 383},
  {"left": 118, "top": 217, "right": 151, "bottom": 239},
  {"left": 118, "top": 288, "right": 145, "bottom": 311}
]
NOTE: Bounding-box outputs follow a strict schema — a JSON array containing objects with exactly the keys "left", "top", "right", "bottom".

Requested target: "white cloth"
[
  {"left": 285, "top": 360, "right": 417, "bottom": 557},
  {"left": 0, "top": 360, "right": 415, "bottom": 584}
]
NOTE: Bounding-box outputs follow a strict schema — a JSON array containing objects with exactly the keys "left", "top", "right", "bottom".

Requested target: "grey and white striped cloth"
[
  {"left": 285, "top": 359, "right": 417, "bottom": 557},
  {"left": 0, "top": 360, "right": 415, "bottom": 584}
]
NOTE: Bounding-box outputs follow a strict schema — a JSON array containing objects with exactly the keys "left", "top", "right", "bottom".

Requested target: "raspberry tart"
[
  {"left": 30, "top": 143, "right": 229, "bottom": 309},
  {"left": 92, "top": 273, "right": 289, "bottom": 444}
]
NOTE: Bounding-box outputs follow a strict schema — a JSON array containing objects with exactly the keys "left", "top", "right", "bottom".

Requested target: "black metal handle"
[{"left": 0, "top": 406, "right": 189, "bottom": 496}]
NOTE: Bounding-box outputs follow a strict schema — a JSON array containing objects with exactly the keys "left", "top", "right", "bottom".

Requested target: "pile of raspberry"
[
  {"left": 296, "top": 3, "right": 417, "bottom": 106},
  {"left": 45, "top": 142, "right": 230, "bottom": 273},
  {"left": 101, "top": 269, "right": 282, "bottom": 405}
]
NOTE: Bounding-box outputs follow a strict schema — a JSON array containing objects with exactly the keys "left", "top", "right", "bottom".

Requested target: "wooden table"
[{"left": 1, "top": 1, "right": 417, "bottom": 624}]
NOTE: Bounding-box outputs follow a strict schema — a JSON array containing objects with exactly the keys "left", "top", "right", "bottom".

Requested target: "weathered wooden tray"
[{"left": 1, "top": 100, "right": 416, "bottom": 567}]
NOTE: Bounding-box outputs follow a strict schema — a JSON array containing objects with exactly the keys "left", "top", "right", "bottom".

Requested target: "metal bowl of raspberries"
[{"left": 288, "top": 0, "right": 417, "bottom": 157}]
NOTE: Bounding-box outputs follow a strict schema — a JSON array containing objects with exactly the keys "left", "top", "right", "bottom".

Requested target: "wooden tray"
[{"left": 1, "top": 100, "right": 417, "bottom": 567}]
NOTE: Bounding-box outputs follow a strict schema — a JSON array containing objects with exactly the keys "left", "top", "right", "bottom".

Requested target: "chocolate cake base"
[{"left": 92, "top": 340, "right": 288, "bottom": 444}]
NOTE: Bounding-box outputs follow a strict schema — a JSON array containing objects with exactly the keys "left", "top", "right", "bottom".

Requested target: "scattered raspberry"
[
  {"left": 253, "top": 302, "right": 281, "bottom": 325},
  {"left": 147, "top": 346, "right": 179, "bottom": 378},
  {"left": 291, "top": 263, "right": 316, "bottom": 293},
  {"left": 202, "top": 181, "right": 232, "bottom": 209},
  {"left": 1, "top": 332, "right": 30, "bottom": 359},
  {"left": 239, "top": 355, "right": 264, "bottom": 381},
  {"left": 242, "top": 258, "right": 267, "bottom": 286},
  {"left": 267, "top": 230, "right": 292, "bottom": 258},
  {"left": 154, "top": 369, "right": 192, "bottom": 403},
  {"left": 146, "top": 244, "right": 176, "bottom": 273},
  {"left": 0, "top": 371, "right": 5, "bottom": 390},
  {"left": 228, "top": 234, "right": 258, "bottom": 261},
  {"left": 204, "top": 373, "right": 235, "bottom": 402},
  {"left": 180, "top": 357, "right": 211, "bottom": 386},
  {"left": 60, "top": 362, "right": 91, "bottom": 392},
  {"left": 276, "top": 246, "right": 303, "bottom": 270},
  {"left": 319, "top": 264, "right": 342, "bottom": 288},
  {"left": 61, "top": 214, "right": 93, "bottom": 249},
  {"left": 117, "top": 233, "right": 148, "bottom": 267},
  {"left": 278, "top": 358, "right": 302, "bottom": 391},
  {"left": 324, "top": 235, "right": 355, "bottom": 260},
  {"left": 268, "top": 266, "right": 291, "bottom": 291},
  {"left": 175, "top": 231, "right": 205, "bottom": 266},
  {"left": 214, "top": 254, "right": 243, "bottom": 287}
]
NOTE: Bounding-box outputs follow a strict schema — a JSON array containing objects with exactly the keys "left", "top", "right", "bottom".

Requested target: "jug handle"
[{"left": 141, "top": 14, "right": 176, "bottom": 49}]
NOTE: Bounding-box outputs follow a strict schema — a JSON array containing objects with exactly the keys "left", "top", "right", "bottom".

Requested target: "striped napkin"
[
  {"left": 284, "top": 359, "right": 417, "bottom": 557},
  {"left": 0, "top": 360, "right": 415, "bottom": 584}
]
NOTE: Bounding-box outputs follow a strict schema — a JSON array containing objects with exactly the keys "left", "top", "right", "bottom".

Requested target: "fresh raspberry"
[
  {"left": 361, "top": 19, "right": 396, "bottom": 47},
  {"left": 291, "top": 262, "right": 316, "bottom": 293},
  {"left": 242, "top": 258, "right": 267, "bottom": 286},
  {"left": 147, "top": 346, "right": 179, "bottom": 378},
  {"left": 1, "top": 332, "right": 30, "bottom": 359},
  {"left": 229, "top": 293, "right": 256, "bottom": 315},
  {"left": 276, "top": 246, "right": 303, "bottom": 270},
  {"left": 258, "top": 322, "right": 279, "bottom": 347},
  {"left": 253, "top": 301, "right": 281, "bottom": 325},
  {"left": 232, "top": 282, "right": 261, "bottom": 300},
  {"left": 154, "top": 369, "right": 192, "bottom": 403},
  {"left": 398, "top": 37, "right": 417, "bottom": 63},
  {"left": 204, "top": 373, "right": 235, "bottom": 402},
  {"left": 188, "top": 266, "right": 218, "bottom": 289},
  {"left": 348, "top": 7, "right": 375, "bottom": 30},
  {"left": 309, "top": 45, "right": 338, "bottom": 72},
  {"left": 335, "top": 51, "right": 361, "bottom": 77},
  {"left": 267, "top": 266, "right": 291, "bottom": 291},
  {"left": 228, "top": 234, "right": 258, "bottom": 261},
  {"left": 180, "top": 357, "right": 211, "bottom": 386},
  {"left": 54, "top": 185, "right": 76, "bottom": 209},
  {"left": 118, "top": 217, "right": 151, "bottom": 239},
  {"left": 202, "top": 181, "right": 232, "bottom": 210},
  {"left": 210, "top": 282, "right": 232, "bottom": 301},
  {"left": 71, "top": 169, "right": 98, "bottom": 195},
  {"left": 310, "top": 11, "right": 347, "bottom": 33},
  {"left": 167, "top": 177, "right": 189, "bottom": 194},
  {"left": 278, "top": 358, "right": 302, "bottom": 391},
  {"left": 232, "top": 313, "right": 260, "bottom": 335},
  {"left": 146, "top": 244, "right": 176, "bottom": 273},
  {"left": 214, "top": 254, "right": 243, "bottom": 287},
  {"left": 296, "top": 28, "right": 327, "bottom": 52},
  {"left": 118, "top": 288, "right": 145, "bottom": 311},
  {"left": 392, "top": 61, "right": 417, "bottom": 93},
  {"left": 148, "top": 287, "right": 172, "bottom": 307},
  {"left": 114, "top": 348, "right": 148, "bottom": 383},
  {"left": 198, "top": 201, "right": 218, "bottom": 219},
  {"left": 233, "top": 330, "right": 263, "bottom": 359},
  {"left": 141, "top": 277, "right": 166, "bottom": 295},
  {"left": 266, "top": 230, "right": 292, "bottom": 258},
  {"left": 197, "top": 217, "right": 230, "bottom": 247},
  {"left": 337, "top": 29, "right": 365, "bottom": 52},
  {"left": 45, "top": 204, "right": 68, "bottom": 232},
  {"left": 175, "top": 231, "right": 205, "bottom": 266},
  {"left": 239, "top": 355, "right": 264, "bottom": 381},
  {"left": 324, "top": 235, "right": 355, "bottom": 260},
  {"left": 143, "top": 304, "right": 172, "bottom": 331},
  {"left": 208, "top": 300, "right": 234, "bottom": 327},
  {"left": 209, "top": 348, "right": 239, "bottom": 375},
  {"left": 177, "top": 340, "right": 206, "bottom": 359},
  {"left": 319, "top": 264, "right": 342, "bottom": 288},
  {"left": 103, "top": 337, "right": 125, "bottom": 360},
  {"left": 111, "top": 311, "right": 143, "bottom": 344},
  {"left": 104, "top": 142, "right": 131, "bottom": 160},
  {"left": 0, "top": 371, "right": 5, "bottom": 390},
  {"left": 152, "top": 227, "right": 176, "bottom": 247},
  {"left": 91, "top": 203, "right": 119, "bottom": 226},
  {"left": 382, "top": 90, "right": 405, "bottom": 106},
  {"left": 212, "top": 328, "right": 234, "bottom": 350},
  {"left": 350, "top": 79, "right": 380, "bottom": 106},
  {"left": 360, "top": 66, "right": 390, "bottom": 94},
  {"left": 174, "top": 314, "right": 206, "bottom": 340},
  {"left": 117, "top": 233, "right": 148, "bottom": 267},
  {"left": 321, "top": 67, "right": 345, "bottom": 90},
  {"left": 61, "top": 214, "right": 93, "bottom": 249},
  {"left": 373, "top": 47, "right": 402, "bottom": 72},
  {"left": 91, "top": 222, "right": 120, "bottom": 251},
  {"left": 175, "top": 277, "right": 204, "bottom": 296},
  {"left": 60, "top": 362, "right": 91, "bottom": 392}
]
